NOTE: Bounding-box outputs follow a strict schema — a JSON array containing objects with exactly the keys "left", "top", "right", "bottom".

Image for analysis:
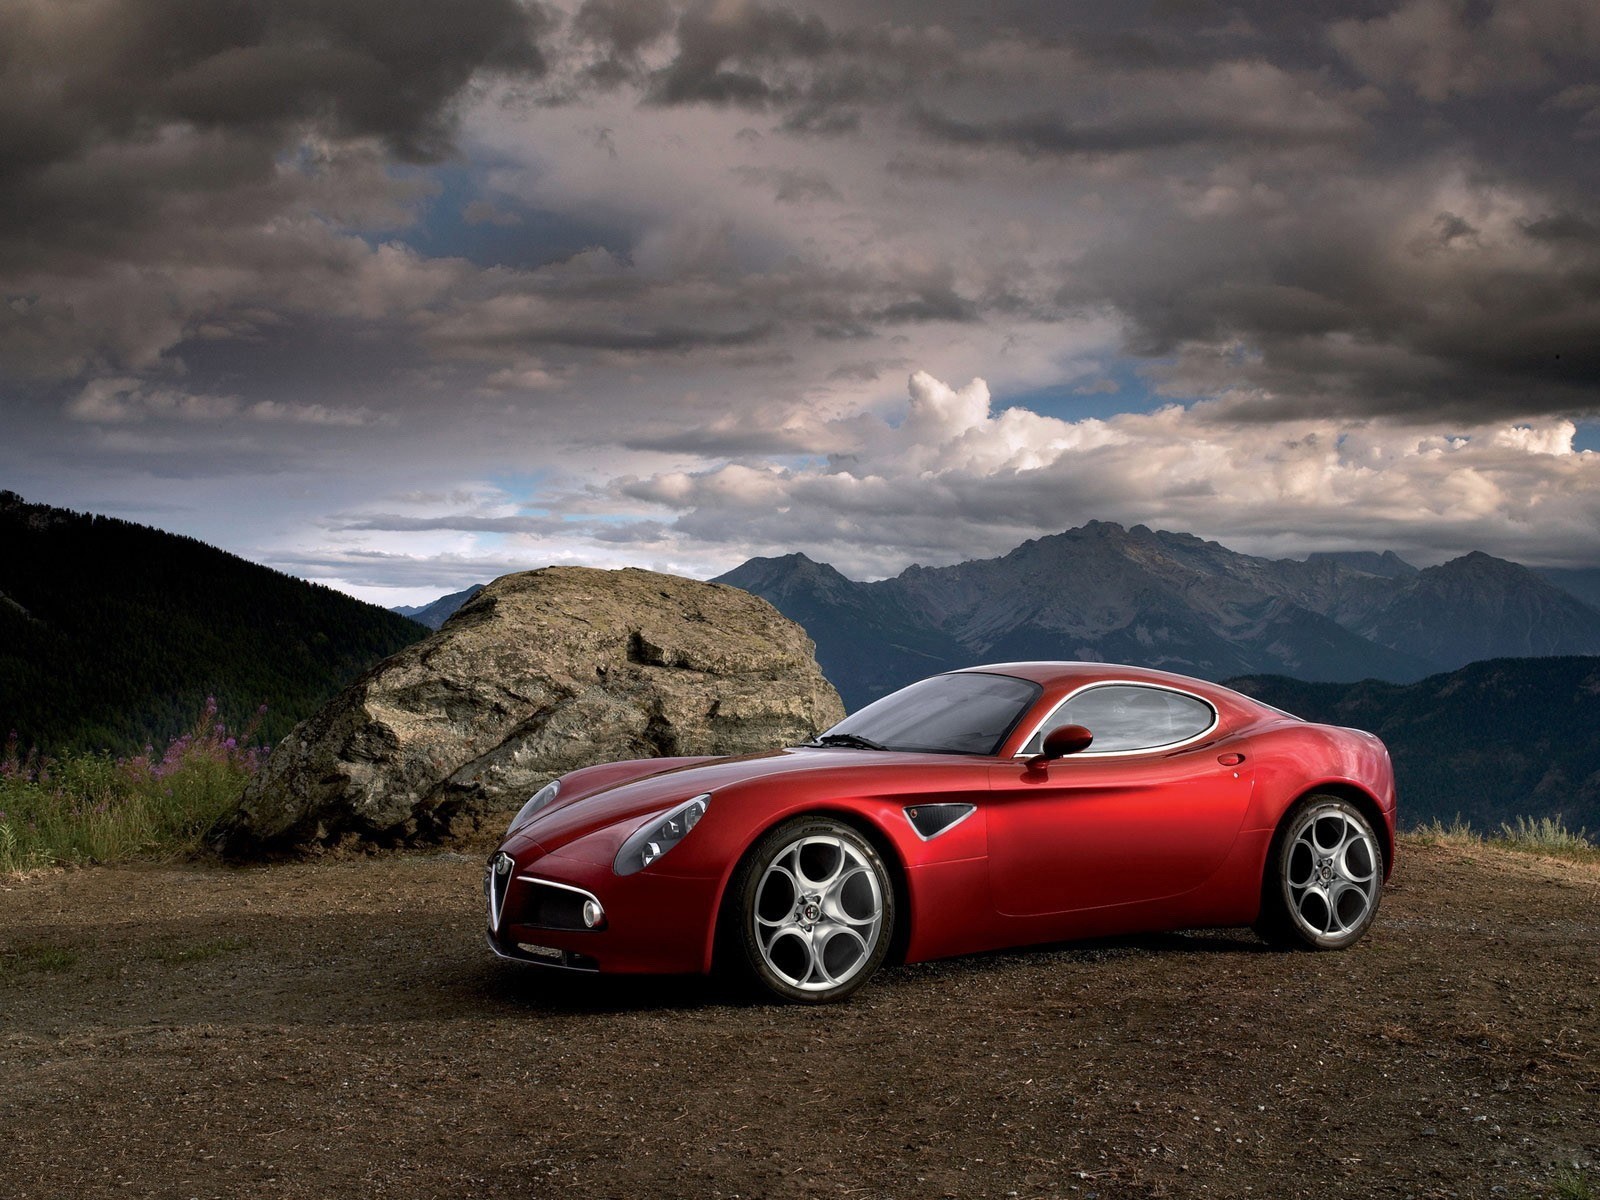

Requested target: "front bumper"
[{"left": 484, "top": 848, "right": 722, "bottom": 975}]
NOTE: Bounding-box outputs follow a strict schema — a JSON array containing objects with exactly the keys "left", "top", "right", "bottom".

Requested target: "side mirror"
[{"left": 1027, "top": 724, "right": 1093, "bottom": 768}]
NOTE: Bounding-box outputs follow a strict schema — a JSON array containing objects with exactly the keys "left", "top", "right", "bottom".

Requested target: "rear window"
[{"left": 1021, "top": 684, "right": 1216, "bottom": 755}]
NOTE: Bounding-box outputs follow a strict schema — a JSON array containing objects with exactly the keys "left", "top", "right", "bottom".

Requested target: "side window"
[{"left": 1021, "top": 685, "right": 1216, "bottom": 755}]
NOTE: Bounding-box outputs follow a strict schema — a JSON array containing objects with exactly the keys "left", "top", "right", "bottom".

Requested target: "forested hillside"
[
  {"left": 1230, "top": 658, "right": 1600, "bottom": 830},
  {"left": 0, "top": 492, "right": 426, "bottom": 755}
]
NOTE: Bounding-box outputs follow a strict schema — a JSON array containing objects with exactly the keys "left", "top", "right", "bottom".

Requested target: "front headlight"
[
  {"left": 614, "top": 793, "right": 711, "bottom": 876},
  {"left": 507, "top": 780, "right": 560, "bottom": 836}
]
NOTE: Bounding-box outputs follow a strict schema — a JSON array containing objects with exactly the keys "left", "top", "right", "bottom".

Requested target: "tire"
[
  {"left": 731, "top": 816, "right": 895, "bottom": 1004},
  {"left": 1256, "top": 795, "right": 1384, "bottom": 951}
]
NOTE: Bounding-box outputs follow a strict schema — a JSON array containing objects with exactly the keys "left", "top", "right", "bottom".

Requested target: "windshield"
[{"left": 814, "top": 672, "right": 1042, "bottom": 756}]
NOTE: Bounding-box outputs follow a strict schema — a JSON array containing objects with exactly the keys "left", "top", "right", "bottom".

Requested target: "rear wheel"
[
  {"left": 732, "top": 817, "right": 894, "bottom": 1003},
  {"left": 1256, "top": 796, "right": 1383, "bottom": 950}
]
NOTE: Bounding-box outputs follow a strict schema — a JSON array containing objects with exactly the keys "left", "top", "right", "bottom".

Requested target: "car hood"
[{"left": 502, "top": 745, "right": 980, "bottom": 858}]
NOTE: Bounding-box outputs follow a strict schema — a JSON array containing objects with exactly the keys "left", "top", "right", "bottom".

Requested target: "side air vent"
[{"left": 904, "top": 803, "right": 976, "bottom": 840}]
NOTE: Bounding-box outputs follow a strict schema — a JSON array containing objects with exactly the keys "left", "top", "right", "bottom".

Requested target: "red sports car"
[{"left": 486, "top": 662, "right": 1396, "bottom": 1002}]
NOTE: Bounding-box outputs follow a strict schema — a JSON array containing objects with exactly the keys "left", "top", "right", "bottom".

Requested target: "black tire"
[
  {"left": 730, "top": 816, "right": 895, "bottom": 1004},
  {"left": 1256, "top": 795, "right": 1384, "bottom": 951}
]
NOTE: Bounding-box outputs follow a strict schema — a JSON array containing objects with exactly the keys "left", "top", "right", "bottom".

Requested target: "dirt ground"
[{"left": 2, "top": 839, "right": 1596, "bottom": 1200}]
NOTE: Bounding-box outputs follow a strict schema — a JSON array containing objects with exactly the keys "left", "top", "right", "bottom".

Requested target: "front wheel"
[
  {"left": 1256, "top": 796, "right": 1383, "bottom": 950},
  {"left": 732, "top": 817, "right": 895, "bottom": 1003}
]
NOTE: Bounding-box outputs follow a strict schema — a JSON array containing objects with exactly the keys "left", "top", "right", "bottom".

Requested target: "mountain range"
[
  {"left": 392, "top": 584, "right": 485, "bottom": 630},
  {"left": 0, "top": 491, "right": 426, "bottom": 755},
  {"left": 712, "top": 522, "right": 1600, "bottom": 710}
]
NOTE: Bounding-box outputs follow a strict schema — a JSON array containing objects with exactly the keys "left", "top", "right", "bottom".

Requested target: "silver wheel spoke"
[
  {"left": 754, "top": 865, "right": 801, "bottom": 927},
  {"left": 1337, "top": 837, "right": 1376, "bottom": 884},
  {"left": 792, "top": 837, "right": 846, "bottom": 889},
  {"left": 812, "top": 925, "right": 867, "bottom": 984},
  {"left": 822, "top": 864, "right": 878, "bottom": 927},
  {"left": 1295, "top": 883, "right": 1335, "bottom": 934},
  {"left": 1326, "top": 880, "right": 1368, "bottom": 932}
]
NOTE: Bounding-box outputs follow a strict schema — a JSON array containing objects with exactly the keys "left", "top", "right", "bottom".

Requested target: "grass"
[
  {"left": 1498, "top": 815, "right": 1594, "bottom": 853},
  {"left": 0, "top": 943, "right": 80, "bottom": 976},
  {"left": 0, "top": 699, "right": 265, "bottom": 873},
  {"left": 1546, "top": 1169, "right": 1597, "bottom": 1200},
  {"left": 145, "top": 935, "right": 252, "bottom": 965},
  {"left": 1410, "top": 812, "right": 1598, "bottom": 862},
  {"left": 1410, "top": 813, "right": 1487, "bottom": 848}
]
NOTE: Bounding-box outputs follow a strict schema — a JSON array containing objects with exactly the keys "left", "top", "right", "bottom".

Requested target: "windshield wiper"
[{"left": 808, "top": 732, "right": 891, "bottom": 751}]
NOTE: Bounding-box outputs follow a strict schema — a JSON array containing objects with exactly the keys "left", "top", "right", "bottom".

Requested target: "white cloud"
[
  {"left": 67, "top": 379, "right": 242, "bottom": 423},
  {"left": 66, "top": 379, "right": 379, "bottom": 427},
  {"left": 246, "top": 400, "right": 381, "bottom": 426},
  {"left": 610, "top": 371, "right": 1600, "bottom": 574}
]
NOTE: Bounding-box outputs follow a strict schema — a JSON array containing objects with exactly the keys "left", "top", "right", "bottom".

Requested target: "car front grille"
[
  {"left": 518, "top": 880, "right": 594, "bottom": 930},
  {"left": 486, "top": 852, "right": 514, "bottom": 931}
]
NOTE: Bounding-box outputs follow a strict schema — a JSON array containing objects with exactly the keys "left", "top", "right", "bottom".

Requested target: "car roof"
[
  {"left": 949, "top": 660, "right": 1293, "bottom": 723},
  {"left": 951, "top": 660, "right": 1214, "bottom": 688}
]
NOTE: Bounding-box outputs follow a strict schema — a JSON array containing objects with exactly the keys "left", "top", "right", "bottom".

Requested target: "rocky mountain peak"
[
  {"left": 1306, "top": 550, "right": 1419, "bottom": 579},
  {"left": 1436, "top": 550, "right": 1529, "bottom": 577},
  {"left": 1361, "top": 549, "right": 1600, "bottom": 669},
  {"left": 716, "top": 551, "right": 857, "bottom": 598}
]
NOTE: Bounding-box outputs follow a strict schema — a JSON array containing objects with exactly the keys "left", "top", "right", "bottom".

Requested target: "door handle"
[{"left": 1217, "top": 752, "right": 1245, "bottom": 766}]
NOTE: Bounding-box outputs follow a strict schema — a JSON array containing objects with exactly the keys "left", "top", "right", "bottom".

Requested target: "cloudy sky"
[{"left": 3, "top": 0, "right": 1599, "bottom": 603}]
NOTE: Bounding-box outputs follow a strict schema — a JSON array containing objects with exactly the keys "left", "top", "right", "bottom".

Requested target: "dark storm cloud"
[
  {"left": 776, "top": 103, "right": 861, "bottom": 136},
  {"left": 645, "top": 0, "right": 832, "bottom": 106},
  {"left": 1522, "top": 212, "right": 1600, "bottom": 244},
  {"left": 573, "top": 0, "right": 676, "bottom": 59},
  {"left": 911, "top": 103, "right": 1362, "bottom": 158},
  {"left": 730, "top": 165, "right": 841, "bottom": 202},
  {"left": 427, "top": 314, "right": 776, "bottom": 356},
  {"left": 0, "top": 0, "right": 550, "bottom": 387},
  {"left": 871, "top": 283, "right": 981, "bottom": 325},
  {"left": 0, "top": 0, "right": 549, "bottom": 169},
  {"left": 1065, "top": 176, "right": 1600, "bottom": 422},
  {"left": 571, "top": 0, "right": 675, "bottom": 86},
  {"left": 0, "top": 0, "right": 550, "bottom": 284}
]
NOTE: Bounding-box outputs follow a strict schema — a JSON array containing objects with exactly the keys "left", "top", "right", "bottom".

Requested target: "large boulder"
[{"left": 213, "top": 566, "right": 845, "bottom": 855}]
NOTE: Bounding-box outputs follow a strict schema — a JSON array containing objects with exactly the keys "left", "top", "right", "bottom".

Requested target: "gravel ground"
[{"left": 1, "top": 839, "right": 1596, "bottom": 1199}]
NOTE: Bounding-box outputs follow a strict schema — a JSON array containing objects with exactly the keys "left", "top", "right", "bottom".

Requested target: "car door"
[{"left": 986, "top": 683, "right": 1254, "bottom": 917}]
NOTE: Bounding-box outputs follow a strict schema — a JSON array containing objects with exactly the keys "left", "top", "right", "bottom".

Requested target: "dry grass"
[{"left": 1409, "top": 813, "right": 1598, "bottom": 864}]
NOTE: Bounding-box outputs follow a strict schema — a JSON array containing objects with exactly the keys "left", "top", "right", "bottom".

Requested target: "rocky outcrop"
[{"left": 213, "top": 567, "right": 845, "bottom": 855}]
